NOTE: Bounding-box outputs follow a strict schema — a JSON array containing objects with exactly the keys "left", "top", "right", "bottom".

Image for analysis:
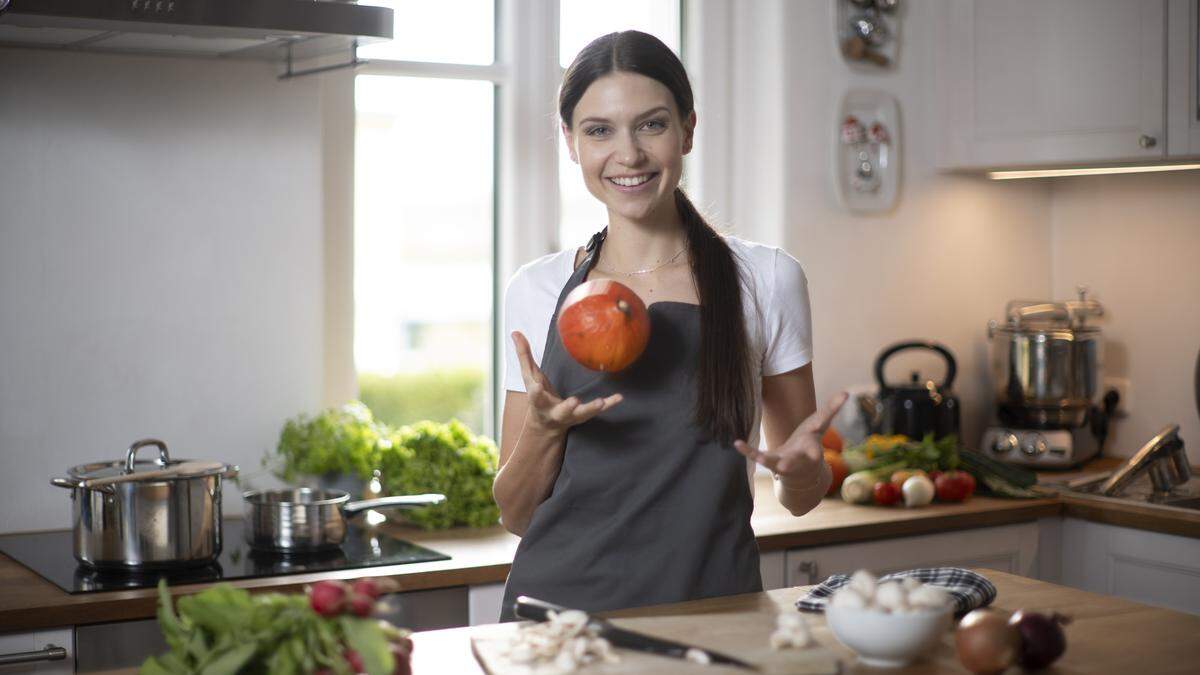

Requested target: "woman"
[{"left": 493, "top": 30, "right": 846, "bottom": 621}]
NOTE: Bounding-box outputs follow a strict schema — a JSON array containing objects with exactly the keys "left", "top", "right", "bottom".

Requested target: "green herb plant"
[
  {"left": 140, "top": 581, "right": 395, "bottom": 675},
  {"left": 272, "top": 404, "right": 500, "bottom": 530}
]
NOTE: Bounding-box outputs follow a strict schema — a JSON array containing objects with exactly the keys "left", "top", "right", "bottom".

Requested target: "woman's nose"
[{"left": 617, "top": 131, "right": 644, "bottom": 165}]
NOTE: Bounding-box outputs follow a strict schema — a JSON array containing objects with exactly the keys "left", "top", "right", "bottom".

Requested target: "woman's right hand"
[{"left": 512, "top": 331, "right": 622, "bottom": 435}]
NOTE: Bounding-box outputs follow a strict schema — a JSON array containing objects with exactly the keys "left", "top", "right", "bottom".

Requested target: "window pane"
[
  {"left": 558, "top": 0, "right": 681, "bottom": 250},
  {"left": 358, "top": 0, "right": 494, "bottom": 65},
  {"left": 354, "top": 76, "right": 495, "bottom": 434},
  {"left": 559, "top": 0, "right": 680, "bottom": 68}
]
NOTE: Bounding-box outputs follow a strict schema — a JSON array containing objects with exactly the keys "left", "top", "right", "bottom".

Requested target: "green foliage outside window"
[{"left": 358, "top": 369, "right": 485, "bottom": 433}]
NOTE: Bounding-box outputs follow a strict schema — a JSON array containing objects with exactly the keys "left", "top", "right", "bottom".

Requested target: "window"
[{"left": 351, "top": 1, "right": 681, "bottom": 437}]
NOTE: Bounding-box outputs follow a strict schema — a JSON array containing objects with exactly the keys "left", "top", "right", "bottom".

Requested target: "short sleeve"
[
  {"left": 502, "top": 274, "right": 533, "bottom": 393},
  {"left": 761, "top": 248, "right": 813, "bottom": 376}
]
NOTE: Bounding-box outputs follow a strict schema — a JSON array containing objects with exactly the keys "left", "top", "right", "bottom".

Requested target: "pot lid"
[
  {"left": 67, "top": 439, "right": 230, "bottom": 482},
  {"left": 995, "top": 286, "right": 1104, "bottom": 333}
]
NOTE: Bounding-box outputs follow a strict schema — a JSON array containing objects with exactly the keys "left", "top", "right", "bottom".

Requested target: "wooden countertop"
[
  {"left": 2, "top": 461, "right": 1198, "bottom": 633},
  {"left": 398, "top": 569, "right": 1200, "bottom": 674}
]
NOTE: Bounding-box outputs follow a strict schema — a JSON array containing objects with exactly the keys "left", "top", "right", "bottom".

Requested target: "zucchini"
[
  {"left": 958, "top": 449, "right": 1038, "bottom": 489},
  {"left": 975, "top": 472, "right": 1047, "bottom": 499}
]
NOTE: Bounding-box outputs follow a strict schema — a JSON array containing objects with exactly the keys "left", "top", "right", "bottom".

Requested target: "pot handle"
[
  {"left": 50, "top": 477, "right": 84, "bottom": 489},
  {"left": 125, "top": 438, "right": 170, "bottom": 472},
  {"left": 342, "top": 493, "right": 446, "bottom": 516},
  {"left": 874, "top": 340, "right": 957, "bottom": 392}
]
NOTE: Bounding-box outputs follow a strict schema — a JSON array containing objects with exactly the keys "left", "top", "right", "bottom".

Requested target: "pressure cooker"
[
  {"left": 987, "top": 287, "right": 1104, "bottom": 429},
  {"left": 50, "top": 438, "right": 238, "bottom": 569}
]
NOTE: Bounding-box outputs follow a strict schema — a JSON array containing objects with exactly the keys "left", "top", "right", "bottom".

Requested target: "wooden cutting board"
[{"left": 469, "top": 610, "right": 841, "bottom": 674}]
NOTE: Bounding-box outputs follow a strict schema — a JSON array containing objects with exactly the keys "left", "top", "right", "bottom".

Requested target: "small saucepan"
[{"left": 242, "top": 488, "right": 445, "bottom": 552}]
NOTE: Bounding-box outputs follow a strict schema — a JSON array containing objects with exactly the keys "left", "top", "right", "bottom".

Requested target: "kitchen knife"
[{"left": 514, "top": 596, "right": 758, "bottom": 670}]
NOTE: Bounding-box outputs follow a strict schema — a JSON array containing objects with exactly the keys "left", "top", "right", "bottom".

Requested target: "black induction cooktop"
[{"left": 0, "top": 519, "right": 450, "bottom": 594}]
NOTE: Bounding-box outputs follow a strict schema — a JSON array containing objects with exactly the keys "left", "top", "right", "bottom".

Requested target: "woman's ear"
[
  {"left": 682, "top": 111, "right": 697, "bottom": 155},
  {"left": 561, "top": 123, "right": 578, "bottom": 163}
]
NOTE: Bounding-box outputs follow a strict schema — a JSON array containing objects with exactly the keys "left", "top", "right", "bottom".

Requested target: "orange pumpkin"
[{"left": 557, "top": 280, "right": 651, "bottom": 372}]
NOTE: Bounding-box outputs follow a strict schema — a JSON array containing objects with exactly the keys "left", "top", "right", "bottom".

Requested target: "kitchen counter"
[
  {"left": 398, "top": 569, "right": 1200, "bottom": 674},
  {"left": 2, "top": 462, "right": 1198, "bottom": 633}
]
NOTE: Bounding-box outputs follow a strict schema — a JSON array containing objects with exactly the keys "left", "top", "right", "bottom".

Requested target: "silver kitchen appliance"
[{"left": 982, "top": 288, "right": 1117, "bottom": 468}]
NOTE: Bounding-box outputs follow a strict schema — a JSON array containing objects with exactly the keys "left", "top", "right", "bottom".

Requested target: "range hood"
[{"left": 0, "top": 0, "right": 393, "bottom": 61}]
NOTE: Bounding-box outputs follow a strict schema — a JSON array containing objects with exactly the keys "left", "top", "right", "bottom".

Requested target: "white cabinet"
[
  {"left": 783, "top": 523, "right": 1041, "bottom": 587},
  {"left": 0, "top": 628, "right": 73, "bottom": 673},
  {"left": 1167, "top": 0, "right": 1200, "bottom": 155},
  {"left": 1059, "top": 517, "right": 1200, "bottom": 615},
  {"left": 936, "top": 0, "right": 1171, "bottom": 169}
]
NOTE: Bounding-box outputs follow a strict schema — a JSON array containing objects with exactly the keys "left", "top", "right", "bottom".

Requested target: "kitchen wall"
[
  {"left": 1050, "top": 172, "right": 1200, "bottom": 461},
  {"left": 0, "top": 49, "right": 326, "bottom": 532},
  {"left": 718, "top": 0, "right": 1054, "bottom": 446}
]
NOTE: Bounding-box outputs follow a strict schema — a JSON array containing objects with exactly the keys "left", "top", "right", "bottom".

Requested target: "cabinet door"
[
  {"left": 784, "top": 523, "right": 1040, "bottom": 587},
  {"left": 1060, "top": 518, "right": 1200, "bottom": 615},
  {"left": 1167, "top": 0, "right": 1200, "bottom": 155},
  {"left": 937, "top": 0, "right": 1167, "bottom": 168},
  {"left": 0, "top": 628, "right": 73, "bottom": 674}
]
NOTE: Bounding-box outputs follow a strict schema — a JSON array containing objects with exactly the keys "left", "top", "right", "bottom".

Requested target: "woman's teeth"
[{"left": 609, "top": 174, "right": 655, "bottom": 187}]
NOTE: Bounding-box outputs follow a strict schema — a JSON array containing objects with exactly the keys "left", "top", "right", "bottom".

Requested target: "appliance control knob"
[
  {"left": 1021, "top": 433, "right": 1048, "bottom": 457},
  {"left": 992, "top": 432, "right": 1018, "bottom": 455}
]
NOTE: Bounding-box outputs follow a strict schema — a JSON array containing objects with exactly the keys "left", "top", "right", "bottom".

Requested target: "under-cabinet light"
[{"left": 987, "top": 164, "right": 1200, "bottom": 180}]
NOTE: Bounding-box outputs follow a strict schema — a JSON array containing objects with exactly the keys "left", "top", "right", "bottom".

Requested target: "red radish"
[
  {"left": 344, "top": 649, "right": 365, "bottom": 674},
  {"left": 309, "top": 580, "right": 348, "bottom": 617},
  {"left": 349, "top": 593, "right": 374, "bottom": 617},
  {"left": 557, "top": 280, "right": 650, "bottom": 372},
  {"left": 352, "top": 578, "right": 382, "bottom": 599}
]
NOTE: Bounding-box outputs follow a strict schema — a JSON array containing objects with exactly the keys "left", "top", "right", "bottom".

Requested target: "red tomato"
[
  {"left": 821, "top": 427, "right": 844, "bottom": 453},
  {"left": 935, "top": 470, "right": 974, "bottom": 502},
  {"left": 557, "top": 280, "right": 651, "bottom": 372},
  {"left": 873, "top": 481, "right": 901, "bottom": 506},
  {"left": 825, "top": 450, "right": 849, "bottom": 496}
]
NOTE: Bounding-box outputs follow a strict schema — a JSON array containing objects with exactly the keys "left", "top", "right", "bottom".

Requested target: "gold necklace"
[{"left": 597, "top": 246, "right": 687, "bottom": 276}]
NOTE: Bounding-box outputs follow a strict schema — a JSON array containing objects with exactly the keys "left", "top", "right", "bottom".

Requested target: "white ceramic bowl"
[{"left": 825, "top": 603, "right": 954, "bottom": 668}]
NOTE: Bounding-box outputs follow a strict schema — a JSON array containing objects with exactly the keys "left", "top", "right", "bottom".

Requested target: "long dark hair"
[{"left": 559, "top": 31, "right": 754, "bottom": 445}]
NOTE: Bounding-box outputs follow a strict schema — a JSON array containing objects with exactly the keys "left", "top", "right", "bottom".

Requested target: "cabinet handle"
[
  {"left": 0, "top": 643, "right": 68, "bottom": 666},
  {"left": 1138, "top": 134, "right": 1157, "bottom": 148},
  {"left": 795, "top": 561, "right": 820, "bottom": 586}
]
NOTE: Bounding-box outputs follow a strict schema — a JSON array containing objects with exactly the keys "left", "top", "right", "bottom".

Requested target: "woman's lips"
[{"left": 606, "top": 172, "right": 659, "bottom": 193}]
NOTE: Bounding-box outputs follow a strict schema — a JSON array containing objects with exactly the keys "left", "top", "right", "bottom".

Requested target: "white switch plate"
[{"left": 1103, "top": 377, "right": 1131, "bottom": 417}]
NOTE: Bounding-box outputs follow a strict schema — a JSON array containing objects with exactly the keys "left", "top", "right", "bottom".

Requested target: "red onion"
[{"left": 1009, "top": 609, "right": 1071, "bottom": 669}]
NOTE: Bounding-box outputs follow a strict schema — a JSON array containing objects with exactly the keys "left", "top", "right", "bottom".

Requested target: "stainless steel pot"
[
  {"left": 242, "top": 488, "right": 445, "bottom": 552},
  {"left": 987, "top": 288, "right": 1104, "bottom": 429},
  {"left": 50, "top": 439, "right": 238, "bottom": 570}
]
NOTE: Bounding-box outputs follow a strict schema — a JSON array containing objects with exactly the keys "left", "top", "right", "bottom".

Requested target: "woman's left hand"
[{"left": 734, "top": 391, "right": 848, "bottom": 480}]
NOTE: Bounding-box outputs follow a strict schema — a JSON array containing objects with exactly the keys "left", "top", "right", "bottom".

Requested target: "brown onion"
[{"left": 955, "top": 609, "right": 1021, "bottom": 674}]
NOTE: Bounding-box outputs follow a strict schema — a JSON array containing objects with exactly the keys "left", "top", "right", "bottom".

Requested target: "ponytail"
[{"left": 675, "top": 188, "right": 754, "bottom": 445}]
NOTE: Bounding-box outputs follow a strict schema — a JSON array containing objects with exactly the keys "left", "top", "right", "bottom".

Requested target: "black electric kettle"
[{"left": 859, "top": 340, "right": 961, "bottom": 441}]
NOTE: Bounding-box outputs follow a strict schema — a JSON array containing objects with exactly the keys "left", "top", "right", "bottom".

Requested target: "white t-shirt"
[{"left": 502, "top": 235, "right": 814, "bottom": 482}]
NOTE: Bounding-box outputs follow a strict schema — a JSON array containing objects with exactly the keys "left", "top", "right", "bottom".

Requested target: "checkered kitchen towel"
[{"left": 795, "top": 567, "right": 996, "bottom": 618}]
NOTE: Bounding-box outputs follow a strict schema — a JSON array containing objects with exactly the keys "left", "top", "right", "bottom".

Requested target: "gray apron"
[{"left": 499, "top": 230, "right": 761, "bottom": 621}]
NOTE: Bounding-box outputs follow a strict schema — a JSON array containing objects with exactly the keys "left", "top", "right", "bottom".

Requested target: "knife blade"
[{"left": 513, "top": 595, "right": 758, "bottom": 671}]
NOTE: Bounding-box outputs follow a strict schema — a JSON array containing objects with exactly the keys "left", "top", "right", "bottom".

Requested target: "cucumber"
[{"left": 958, "top": 449, "right": 1038, "bottom": 489}]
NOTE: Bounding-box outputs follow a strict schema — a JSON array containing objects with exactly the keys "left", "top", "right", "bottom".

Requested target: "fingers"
[
  {"left": 511, "top": 332, "right": 538, "bottom": 387},
  {"left": 734, "top": 440, "right": 781, "bottom": 474},
  {"left": 801, "top": 391, "right": 850, "bottom": 435}
]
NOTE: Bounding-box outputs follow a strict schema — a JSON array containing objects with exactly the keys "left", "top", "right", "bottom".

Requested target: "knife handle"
[{"left": 513, "top": 596, "right": 573, "bottom": 622}]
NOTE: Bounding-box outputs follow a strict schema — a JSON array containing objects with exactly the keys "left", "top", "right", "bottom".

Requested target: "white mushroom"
[
  {"left": 900, "top": 576, "right": 923, "bottom": 591},
  {"left": 830, "top": 586, "right": 867, "bottom": 609},
  {"left": 909, "top": 584, "right": 952, "bottom": 609},
  {"left": 685, "top": 648, "right": 712, "bottom": 665},
  {"left": 874, "top": 581, "right": 909, "bottom": 613},
  {"left": 847, "top": 569, "right": 878, "bottom": 600}
]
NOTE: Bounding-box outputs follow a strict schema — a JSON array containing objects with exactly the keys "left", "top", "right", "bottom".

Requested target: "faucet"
[{"left": 1100, "top": 425, "right": 1190, "bottom": 497}]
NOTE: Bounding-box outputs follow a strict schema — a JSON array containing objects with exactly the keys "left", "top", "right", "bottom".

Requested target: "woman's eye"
[
  {"left": 642, "top": 119, "right": 667, "bottom": 131},
  {"left": 585, "top": 126, "right": 610, "bottom": 137}
]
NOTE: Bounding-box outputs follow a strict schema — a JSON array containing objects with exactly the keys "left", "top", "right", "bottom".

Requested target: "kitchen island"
[
  {"left": 404, "top": 569, "right": 1200, "bottom": 674},
  {"left": 86, "top": 570, "right": 1200, "bottom": 674}
]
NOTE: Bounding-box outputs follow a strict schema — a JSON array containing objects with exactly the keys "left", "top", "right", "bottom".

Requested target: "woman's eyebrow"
[{"left": 577, "top": 106, "right": 670, "bottom": 126}]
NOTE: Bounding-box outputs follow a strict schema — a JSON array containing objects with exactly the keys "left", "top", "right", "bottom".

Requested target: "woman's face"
[{"left": 563, "top": 72, "right": 696, "bottom": 226}]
